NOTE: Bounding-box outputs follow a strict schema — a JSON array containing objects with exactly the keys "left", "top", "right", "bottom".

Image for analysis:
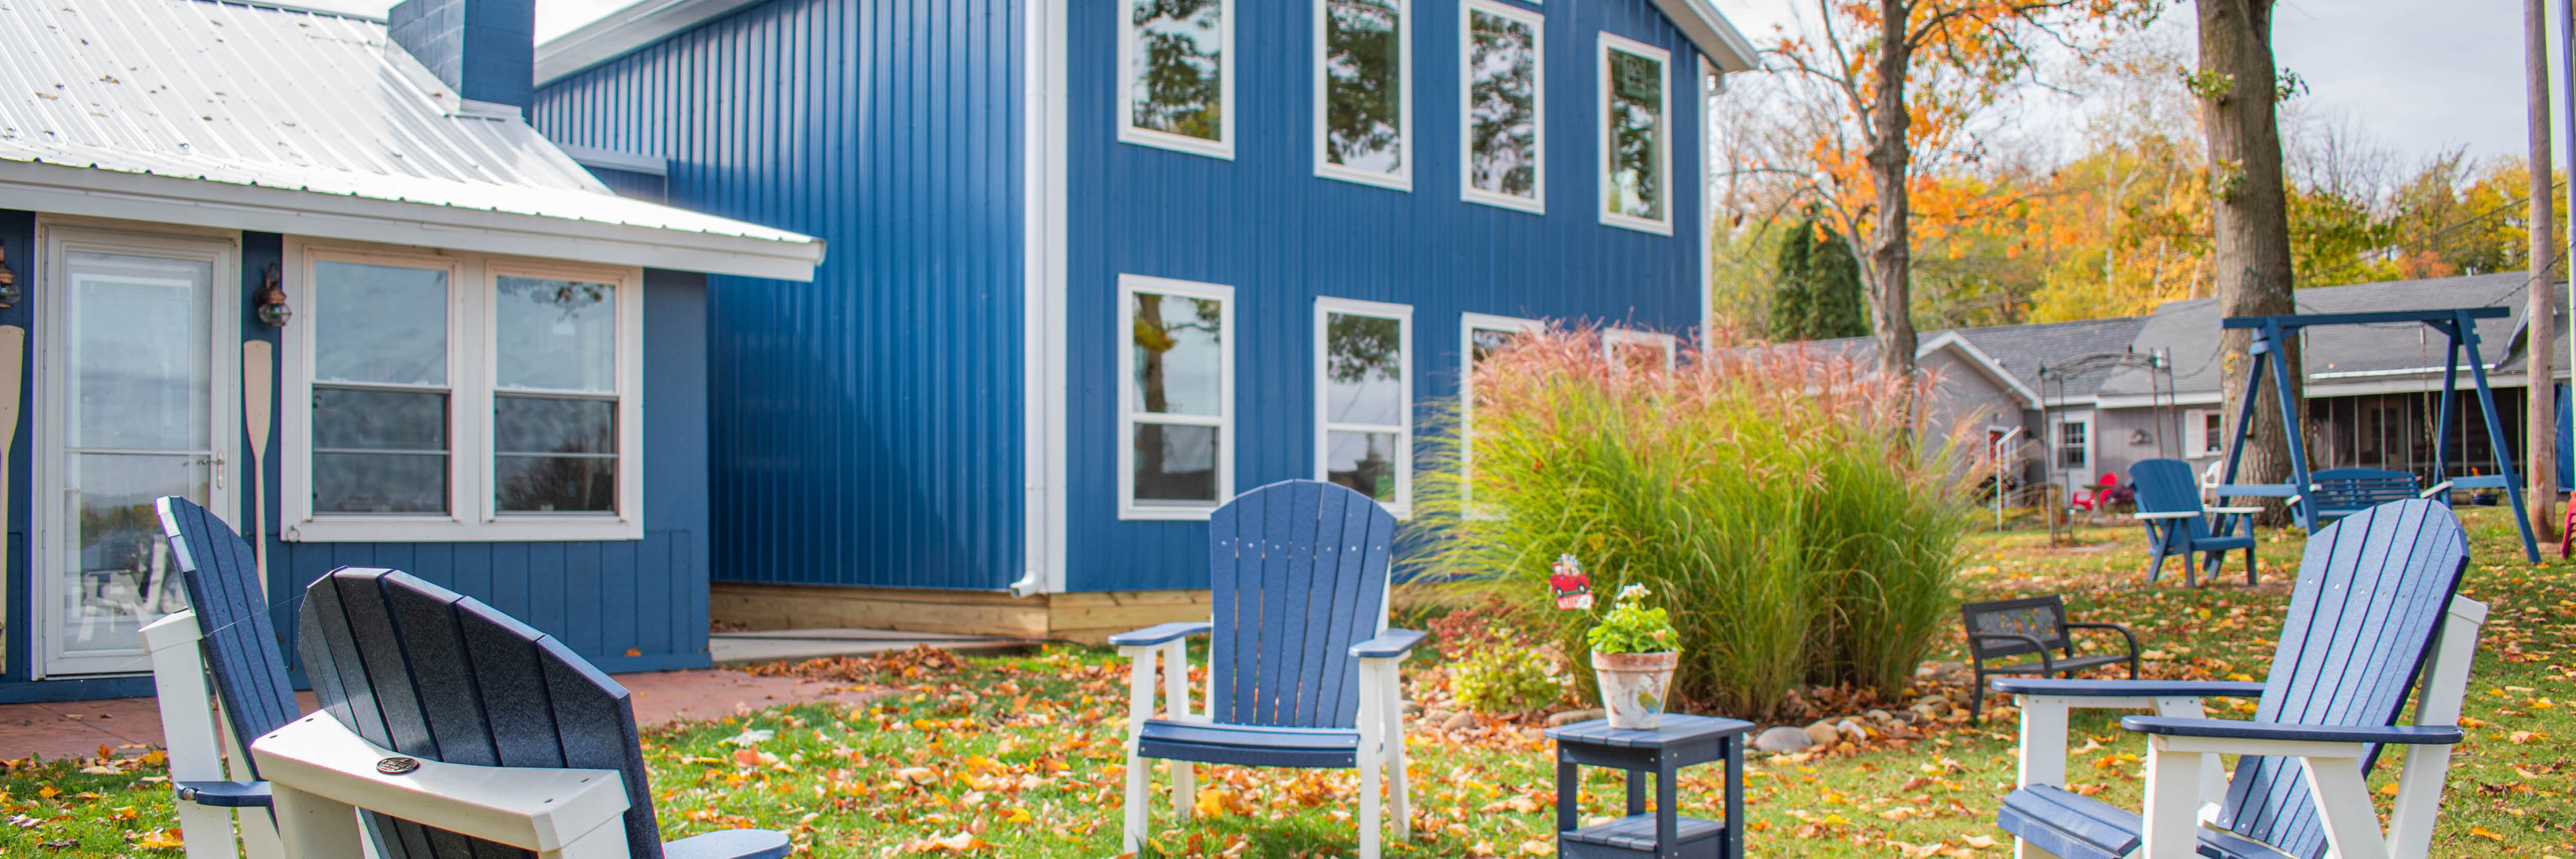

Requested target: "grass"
[{"left": 5, "top": 506, "right": 2573, "bottom": 857}]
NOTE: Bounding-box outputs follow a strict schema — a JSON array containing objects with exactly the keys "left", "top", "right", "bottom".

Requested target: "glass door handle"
[{"left": 197, "top": 454, "right": 225, "bottom": 489}]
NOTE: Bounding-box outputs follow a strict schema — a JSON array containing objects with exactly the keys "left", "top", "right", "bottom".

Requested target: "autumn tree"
[{"left": 1771, "top": 0, "right": 2161, "bottom": 380}]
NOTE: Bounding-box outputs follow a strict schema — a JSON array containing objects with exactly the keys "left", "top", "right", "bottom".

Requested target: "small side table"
[{"left": 1545, "top": 714, "right": 1754, "bottom": 859}]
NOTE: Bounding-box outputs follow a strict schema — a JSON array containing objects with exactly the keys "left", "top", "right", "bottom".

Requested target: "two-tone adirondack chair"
[
  {"left": 1108, "top": 480, "right": 1425, "bottom": 859},
  {"left": 249, "top": 567, "right": 791, "bottom": 859},
  {"left": 2129, "top": 459, "right": 2261, "bottom": 586},
  {"left": 2300, "top": 467, "right": 2422, "bottom": 525},
  {"left": 1994, "top": 498, "right": 2485, "bottom": 859},
  {"left": 142, "top": 496, "right": 296, "bottom": 859}
]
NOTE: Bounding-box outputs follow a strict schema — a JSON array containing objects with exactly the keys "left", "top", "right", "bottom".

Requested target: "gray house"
[{"left": 1810, "top": 316, "right": 2150, "bottom": 489}]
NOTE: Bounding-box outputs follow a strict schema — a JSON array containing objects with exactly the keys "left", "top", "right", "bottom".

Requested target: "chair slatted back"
[
  {"left": 1205, "top": 480, "right": 1397, "bottom": 729},
  {"left": 2129, "top": 459, "right": 2217, "bottom": 543},
  {"left": 2308, "top": 467, "right": 2419, "bottom": 511},
  {"left": 2213, "top": 499, "right": 2468, "bottom": 859},
  {"left": 1960, "top": 596, "right": 2068, "bottom": 659},
  {"left": 155, "top": 496, "right": 299, "bottom": 776},
  {"left": 298, "top": 567, "right": 662, "bottom": 859}
]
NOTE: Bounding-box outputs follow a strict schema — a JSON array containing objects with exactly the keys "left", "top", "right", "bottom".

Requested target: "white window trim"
[
  {"left": 2054, "top": 410, "right": 2095, "bottom": 475},
  {"left": 1315, "top": 297, "right": 1414, "bottom": 516},
  {"left": 280, "top": 238, "right": 645, "bottom": 542},
  {"left": 1597, "top": 32, "right": 1674, "bottom": 235},
  {"left": 2182, "top": 408, "right": 2228, "bottom": 459},
  {"left": 1460, "top": 313, "right": 1543, "bottom": 518},
  {"left": 1458, "top": 0, "right": 1545, "bottom": 214},
  {"left": 1314, "top": 0, "right": 1414, "bottom": 190},
  {"left": 1117, "top": 0, "right": 1238, "bottom": 160},
  {"left": 1603, "top": 327, "right": 1677, "bottom": 372},
  {"left": 1118, "top": 274, "right": 1237, "bottom": 520}
]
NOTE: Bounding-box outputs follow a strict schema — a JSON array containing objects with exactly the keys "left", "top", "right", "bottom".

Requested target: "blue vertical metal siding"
[
  {"left": 532, "top": 0, "right": 1028, "bottom": 591},
  {"left": 1063, "top": 0, "right": 1706, "bottom": 592}
]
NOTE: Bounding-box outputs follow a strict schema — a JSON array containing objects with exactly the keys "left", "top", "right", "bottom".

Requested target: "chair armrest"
[
  {"left": 175, "top": 780, "right": 271, "bottom": 808},
  {"left": 665, "top": 828, "right": 793, "bottom": 859},
  {"left": 1969, "top": 633, "right": 2056, "bottom": 674},
  {"left": 2062, "top": 622, "right": 2140, "bottom": 657},
  {"left": 2214, "top": 484, "right": 2297, "bottom": 497},
  {"left": 2129, "top": 511, "right": 2199, "bottom": 520},
  {"left": 2420, "top": 480, "right": 2454, "bottom": 497},
  {"left": 1350, "top": 629, "right": 1427, "bottom": 659},
  {"left": 1995, "top": 679, "right": 2267, "bottom": 698},
  {"left": 1107, "top": 621, "right": 1212, "bottom": 648},
  {"left": 250, "top": 714, "right": 631, "bottom": 852},
  {"left": 2121, "top": 716, "right": 2461, "bottom": 746},
  {"left": 2206, "top": 506, "right": 2264, "bottom": 514}
]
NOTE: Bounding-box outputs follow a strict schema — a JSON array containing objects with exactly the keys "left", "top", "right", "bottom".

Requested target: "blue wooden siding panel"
[
  {"left": 1063, "top": 0, "right": 1707, "bottom": 591},
  {"left": 532, "top": 0, "right": 1028, "bottom": 592}
]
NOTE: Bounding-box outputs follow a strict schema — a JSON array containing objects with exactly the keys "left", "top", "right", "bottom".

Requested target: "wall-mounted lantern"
[
  {"left": 0, "top": 238, "right": 19, "bottom": 308},
  {"left": 255, "top": 262, "right": 291, "bottom": 326}
]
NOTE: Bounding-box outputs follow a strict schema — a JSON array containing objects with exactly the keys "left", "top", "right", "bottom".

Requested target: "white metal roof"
[{"left": 0, "top": 0, "right": 822, "bottom": 280}]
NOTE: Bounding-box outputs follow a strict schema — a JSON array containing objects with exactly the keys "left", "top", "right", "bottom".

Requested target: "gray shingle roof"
[{"left": 2098, "top": 273, "right": 2551, "bottom": 400}]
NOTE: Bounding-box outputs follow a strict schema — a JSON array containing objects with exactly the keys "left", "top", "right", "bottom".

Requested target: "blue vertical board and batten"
[
  {"left": 533, "top": 0, "right": 1030, "bottom": 592},
  {"left": 1063, "top": 0, "right": 1706, "bottom": 592}
]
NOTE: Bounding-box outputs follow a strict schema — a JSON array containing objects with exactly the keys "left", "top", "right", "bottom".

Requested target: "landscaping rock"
[
  {"left": 1546, "top": 709, "right": 1605, "bottom": 728},
  {"left": 1443, "top": 712, "right": 1478, "bottom": 731},
  {"left": 1802, "top": 721, "right": 1840, "bottom": 747},
  {"left": 1863, "top": 709, "right": 1895, "bottom": 723},
  {"left": 1879, "top": 721, "right": 1920, "bottom": 740},
  {"left": 1835, "top": 718, "right": 1869, "bottom": 743},
  {"left": 1753, "top": 726, "right": 1815, "bottom": 752},
  {"left": 1421, "top": 709, "right": 1456, "bottom": 726}
]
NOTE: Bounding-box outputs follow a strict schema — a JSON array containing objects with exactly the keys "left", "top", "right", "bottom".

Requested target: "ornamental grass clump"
[{"left": 1414, "top": 326, "right": 1975, "bottom": 720}]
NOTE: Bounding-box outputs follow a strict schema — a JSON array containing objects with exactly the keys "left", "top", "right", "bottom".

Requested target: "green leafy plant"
[
  {"left": 1447, "top": 627, "right": 1567, "bottom": 715},
  {"left": 1411, "top": 325, "right": 1973, "bottom": 719},
  {"left": 1584, "top": 584, "right": 1677, "bottom": 654}
]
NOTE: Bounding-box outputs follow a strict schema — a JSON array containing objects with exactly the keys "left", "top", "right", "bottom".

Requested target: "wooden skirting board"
[{"left": 709, "top": 583, "right": 1213, "bottom": 645}]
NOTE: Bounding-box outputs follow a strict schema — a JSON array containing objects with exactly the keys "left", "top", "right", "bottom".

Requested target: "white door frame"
[{"left": 31, "top": 221, "right": 241, "bottom": 678}]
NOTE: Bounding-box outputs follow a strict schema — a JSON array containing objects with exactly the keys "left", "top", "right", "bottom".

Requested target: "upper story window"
[
  {"left": 1461, "top": 0, "right": 1543, "bottom": 212},
  {"left": 1598, "top": 34, "right": 1672, "bottom": 234},
  {"left": 1120, "top": 275, "right": 1235, "bottom": 519},
  {"left": 284, "top": 242, "right": 642, "bottom": 542},
  {"left": 1121, "top": 0, "right": 1235, "bottom": 159},
  {"left": 1316, "top": 0, "right": 1411, "bottom": 189},
  {"left": 1317, "top": 298, "right": 1413, "bottom": 513}
]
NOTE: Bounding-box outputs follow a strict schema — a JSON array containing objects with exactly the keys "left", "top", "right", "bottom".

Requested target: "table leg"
[
  {"left": 1556, "top": 755, "right": 1579, "bottom": 836},
  {"left": 1626, "top": 767, "right": 1646, "bottom": 817},
  {"left": 1724, "top": 737, "right": 1744, "bottom": 859},
  {"left": 1656, "top": 758, "right": 1678, "bottom": 859}
]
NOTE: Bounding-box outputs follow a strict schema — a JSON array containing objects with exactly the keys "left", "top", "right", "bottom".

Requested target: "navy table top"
[{"left": 1544, "top": 714, "right": 1755, "bottom": 749}]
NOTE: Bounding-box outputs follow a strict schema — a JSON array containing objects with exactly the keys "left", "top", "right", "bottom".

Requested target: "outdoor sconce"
[
  {"left": 255, "top": 262, "right": 291, "bottom": 326},
  {"left": 0, "top": 238, "right": 19, "bottom": 308}
]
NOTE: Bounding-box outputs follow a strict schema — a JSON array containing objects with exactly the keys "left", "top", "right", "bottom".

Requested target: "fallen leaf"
[
  {"left": 136, "top": 829, "right": 186, "bottom": 849},
  {"left": 2469, "top": 827, "right": 2505, "bottom": 841},
  {"left": 1964, "top": 834, "right": 1997, "bottom": 849}
]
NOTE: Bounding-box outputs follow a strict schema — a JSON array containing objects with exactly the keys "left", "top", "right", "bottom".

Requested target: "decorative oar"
[
  {"left": 0, "top": 326, "right": 22, "bottom": 674},
  {"left": 242, "top": 340, "right": 273, "bottom": 592}
]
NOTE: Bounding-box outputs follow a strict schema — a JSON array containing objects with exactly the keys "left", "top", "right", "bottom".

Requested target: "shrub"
[
  {"left": 1412, "top": 326, "right": 1974, "bottom": 720},
  {"left": 1447, "top": 627, "right": 1567, "bottom": 716}
]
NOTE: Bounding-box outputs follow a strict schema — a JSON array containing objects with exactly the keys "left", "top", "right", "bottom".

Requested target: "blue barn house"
[
  {"left": 534, "top": 0, "right": 1758, "bottom": 639},
  {"left": 0, "top": 0, "right": 819, "bottom": 701}
]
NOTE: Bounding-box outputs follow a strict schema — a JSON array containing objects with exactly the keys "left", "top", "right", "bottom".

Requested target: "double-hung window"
[
  {"left": 1316, "top": 0, "right": 1412, "bottom": 189},
  {"left": 1598, "top": 34, "right": 1673, "bottom": 234},
  {"left": 1316, "top": 298, "right": 1413, "bottom": 514},
  {"left": 1120, "top": 0, "right": 1235, "bottom": 159},
  {"left": 1460, "top": 0, "right": 1543, "bottom": 212},
  {"left": 1460, "top": 313, "right": 1541, "bottom": 515},
  {"left": 1120, "top": 275, "right": 1234, "bottom": 519},
  {"left": 1603, "top": 328, "right": 1677, "bottom": 374},
  {"left": 284, "top": 243, "right": 642, "bottom": 542},
  {"left": 2055, "top": 413, "right": 2092, "bottom": 471}
]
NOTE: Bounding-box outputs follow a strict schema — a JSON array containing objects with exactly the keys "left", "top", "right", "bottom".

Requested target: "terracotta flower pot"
[{"left": 1591, "top": 650, "right": 1679, "bottom": 729}]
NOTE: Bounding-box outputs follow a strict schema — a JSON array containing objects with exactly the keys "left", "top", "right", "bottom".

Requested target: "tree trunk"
[
  {"left": 2197, "top": 0, "right": 2301, "bottom": 525},
  {"left": 1865, "top": 0, "right": 1919, "bottom": 380},
  {"left": 2527, "top": 0, "right": 2560, "bottom": 540}
]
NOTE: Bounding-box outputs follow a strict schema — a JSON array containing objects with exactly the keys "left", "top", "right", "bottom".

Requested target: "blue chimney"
[{"left": 387, "top": 0, "right": 534, "bottom": 114}]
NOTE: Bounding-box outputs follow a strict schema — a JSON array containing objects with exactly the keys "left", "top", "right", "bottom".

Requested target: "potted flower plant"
[{"left": 1586, "top": 583, "right": 1679, "bottom": 729}]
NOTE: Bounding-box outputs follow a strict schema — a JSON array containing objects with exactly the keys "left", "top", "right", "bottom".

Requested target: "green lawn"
[{"left": 5, "top": 507, "right": 2571, "bottom": 857}]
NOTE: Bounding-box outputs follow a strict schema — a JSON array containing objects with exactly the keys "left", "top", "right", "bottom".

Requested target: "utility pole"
[{"left": 2530, "top": 0, "right": 2560, "bottom": 542}]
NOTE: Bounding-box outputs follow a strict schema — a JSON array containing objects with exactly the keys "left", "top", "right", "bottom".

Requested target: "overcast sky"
[{"left": 300, "top": 0, "right": 2537, "bottom": 166}]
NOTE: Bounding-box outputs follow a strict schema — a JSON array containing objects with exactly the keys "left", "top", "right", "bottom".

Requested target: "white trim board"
[{"left": 535, "top": 0, "right": 772, "bottom": 85}]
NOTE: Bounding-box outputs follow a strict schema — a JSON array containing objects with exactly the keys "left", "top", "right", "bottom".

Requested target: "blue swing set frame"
[{"left": 2213, "top": 307, "right": 2544, "bottom": 563}]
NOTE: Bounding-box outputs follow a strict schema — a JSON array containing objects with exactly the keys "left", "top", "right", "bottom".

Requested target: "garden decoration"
[
  {"left": 143, "top": 496, "right": 293, "bottom": 859},
  {"left": 1994, "top": 499, "right": 2483, "bottom": 859},
  {"left": 1107, "top": 480, "right": 1421, "bottom": 859},
  {"left": 1588, "top": 584, "right": 1679, "bottom": 730},
  {"left": 254, "top": 567, "right": 792, "bottom": 859}
]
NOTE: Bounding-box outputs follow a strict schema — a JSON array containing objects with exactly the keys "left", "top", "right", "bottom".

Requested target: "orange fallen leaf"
[{"left": 136, "top": 829, "right": 186, "bottom": 849}]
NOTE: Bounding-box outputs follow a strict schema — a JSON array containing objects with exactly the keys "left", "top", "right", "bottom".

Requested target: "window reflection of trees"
[
  {"left": 1468, "top": 11, "right": 1536, "bottom": 196},
  {"left": 1607, "top": 49, "right": 1663, "bottom": 220},
  {"left": 1133, "top": 293, "right": 1224, "bottom": 501},
  {"left": 1324, "top": 0, "right": 1403, "bottom": 172},
  {"left": 1132, "top": 0, "right": 1226, "bottom": 141}
]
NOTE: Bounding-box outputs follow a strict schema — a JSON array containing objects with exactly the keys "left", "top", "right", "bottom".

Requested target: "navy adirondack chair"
[
  {"left": 2129, "top": 459, "right": 2260, "bottom": 586},
  {"left": 250, "top": 568, "right": 790, "bottom": 859},
  {"left": 1107, "top": 480, "right": 1425, "bottom": 859},
  {"left": 1994, "top": 499, "right": 2486, "bottom": 859},
  {"left": 143, "top": 496, "right": 296, "bottom": 859},
  {"left": 2300, "top": 467, "right": 2421, "bottom": 525}
]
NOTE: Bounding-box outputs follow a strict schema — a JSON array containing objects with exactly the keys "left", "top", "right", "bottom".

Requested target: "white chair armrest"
[
  {"left": 2129, "top": 511, "right": 2199, "bottom": 520},
  {"left": 2420, "top": 480, "right": 2455, "bottom": 498},
  {"left": 250, "top": 714, "right": 630, "bottom": 853},
  {"left": 2205, "top": 506, "right": 2263, "bottom": 515}
]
